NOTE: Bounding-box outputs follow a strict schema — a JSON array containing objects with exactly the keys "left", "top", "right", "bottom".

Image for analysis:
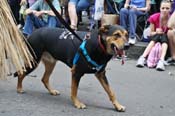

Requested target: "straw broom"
[{"left": 0, "top": 0, "right": 35, "bottom": 79}]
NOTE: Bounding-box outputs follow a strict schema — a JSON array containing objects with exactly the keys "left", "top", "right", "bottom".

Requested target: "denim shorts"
[
  {"left": 69, "top": 0, "right": 90, "bottom": 12},
  {"left": 69, "top": 0, "right": 78, "bottom": 5}
]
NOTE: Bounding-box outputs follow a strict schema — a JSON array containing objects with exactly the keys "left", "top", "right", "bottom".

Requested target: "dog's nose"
[{"left": 124, "top": 42, "right": 130, "bottom": 50}]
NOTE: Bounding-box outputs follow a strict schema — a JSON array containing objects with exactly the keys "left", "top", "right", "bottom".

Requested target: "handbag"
[{"left": 101, "top": 14, "right": 119, "bottom": 26}]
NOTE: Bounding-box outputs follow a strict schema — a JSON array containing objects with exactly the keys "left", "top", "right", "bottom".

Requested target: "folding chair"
[
  {"left": 105, "top": 0, "right": 125, "bottom": 14},
  {"left": 136, "top": 12, "right": 150, "bottom": 41}
]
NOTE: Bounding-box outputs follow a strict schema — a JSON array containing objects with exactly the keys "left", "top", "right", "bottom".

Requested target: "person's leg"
[
  {"left": 156, "top": 42, "right": 168, "bottom": 71},
  {"left": 156, "top": 34, "right": 169, "bottom": 71},
  {"left": 160, "top": 42, "right": 168, "bottom": 60},
  {"left": 76, "top": 0, "right": 90, "bottom": 24},
  {"left": 23, "top": 14, "right": 45, "bottom": 36},
  {"left": 142, "top": 41, "right": 156, "bottom": 58},
  {"left": 128, "top": 9, "right": 145, "bottom": 44},
  {"left": 119, "top": 8, "right": 129, "bottom": 30},
  {"left": 128, "top": 9, "right": 137, "bottom": 39},
  {"left": 68, "top": 0, "right": 78, "bottom": 30},
  {"left": 128, "top": 9, "right": 145, "bottom": 38},
  {"left": 76, "top": 0, "right": 90, "bottom": 12},
  {"left": 47, "top": 16, "right": 58, "bottom": 27},
  {"left": 23, "top": 14, "right": 35, "bottom": 36},
  {"left": 167, "top": 29, "right": 175, "bottom": 59},
  {"left": 136, "top": 40, "right": 155, "bottom": 67}
]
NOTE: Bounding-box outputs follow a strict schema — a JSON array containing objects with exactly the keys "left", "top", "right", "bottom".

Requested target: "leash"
[
  {"left": 46, "top": 0, "right": 108, "bottom": 71},
  {"left": 45, "top": 0, "right": 83, "bottom": 42}
]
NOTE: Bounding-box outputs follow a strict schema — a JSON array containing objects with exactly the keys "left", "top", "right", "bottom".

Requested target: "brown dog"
[{"left": 15, "top": 25, "right": 128, "bottom": 111}]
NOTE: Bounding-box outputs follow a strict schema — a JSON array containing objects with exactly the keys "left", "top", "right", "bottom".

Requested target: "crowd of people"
[
  {"left": 136, "top": 0, "right": 171, "bottom": 71},
  {"left": 7, "top": 0, "right": 175, "bottom": 71},
  {"left": 136, "top": 0, "right": 175, "bottom": 71}
]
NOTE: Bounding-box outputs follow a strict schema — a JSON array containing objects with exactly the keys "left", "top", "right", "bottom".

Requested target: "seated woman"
[
  {"left": 167, "top": 10, "right": 175, "bottom": 65},
  {"left": 119, "top": 0, "right": 151, "bottom": 45},
  {"left": 23, "top": 0, "right": 61, "bottom": 37},
  {"left": 136, "top": 0, "right": 172, "bottom": 71}
]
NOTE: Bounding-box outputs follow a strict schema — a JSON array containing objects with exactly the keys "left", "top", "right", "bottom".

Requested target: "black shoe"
[{"left": 166, "top": 57, "right": 175, "bottom": 65}]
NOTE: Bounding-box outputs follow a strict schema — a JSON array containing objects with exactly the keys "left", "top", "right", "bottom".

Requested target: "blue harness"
[{"left": 73, "top": 40, "right": 104, "bottom": 71}]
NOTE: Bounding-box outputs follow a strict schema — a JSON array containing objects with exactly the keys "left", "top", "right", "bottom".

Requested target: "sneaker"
[
  {"left": 136, "top": 56, "right": 146, "bottom": 67},
  {"left": 17, "top": 24, "right": 23, "bottom": 29},
  {"left": 165, "top": 57, "right": 175, "bottom": 65},
  {"left": 156, "top": 60, "right": 165, "bottom": 71},
  {"left": 128, "top": 37, "right": 136, "bottom": 45}
]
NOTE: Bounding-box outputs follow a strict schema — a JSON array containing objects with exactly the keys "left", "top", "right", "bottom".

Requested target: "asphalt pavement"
[{"left": 0, "top": 59, "right": 175, "bottom": 116}]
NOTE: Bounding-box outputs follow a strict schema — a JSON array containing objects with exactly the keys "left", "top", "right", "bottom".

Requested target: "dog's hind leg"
[
  {"left": 16, "top": 66, "right": 37, "bottom": 93},
  {"left": 41, "top": 58, "right": 59, "bottom": 96},
  {"left": 17, "top": 74, "right": 25, "bottom": 93},
  {"left": 95, "top": 71, "right": 126, "bottom": 112},
  {"left": 71, "top": 66, "right": 86, "bottom": 109}
]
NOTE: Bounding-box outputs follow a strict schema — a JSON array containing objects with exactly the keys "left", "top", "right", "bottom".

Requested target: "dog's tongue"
[{"left": 114, "top": 47, "right": 124, "bottom": 65}]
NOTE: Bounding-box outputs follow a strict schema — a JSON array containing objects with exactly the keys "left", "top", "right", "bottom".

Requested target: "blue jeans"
[
  {"left": 69, "top": 0, "right": 90, "bottom": 12},
  {"left": 119, "top": 8, "right": 145, "bottom": 39},
  {"left": 23, "top": 14, "right": 60, "bottom": 36}
]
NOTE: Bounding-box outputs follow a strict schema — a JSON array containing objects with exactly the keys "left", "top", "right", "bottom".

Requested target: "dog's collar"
[{"left": 98, "top": 35, "right": 106, "bottom": 54}]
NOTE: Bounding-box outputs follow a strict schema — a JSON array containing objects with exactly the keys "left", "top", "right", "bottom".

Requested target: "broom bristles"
[{"left": 0, "top": 0, "right": 35, "bottom": 79}]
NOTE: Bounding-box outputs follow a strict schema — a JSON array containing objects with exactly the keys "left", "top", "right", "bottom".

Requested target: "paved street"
[{"left": 0, "top": 59, "right": 175, "bottom": 116}]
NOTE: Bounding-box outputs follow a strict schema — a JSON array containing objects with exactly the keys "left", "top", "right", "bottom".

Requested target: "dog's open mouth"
[
  {"left": 111, "top": 44, "right": 123, "bottom": 56},
  {"left": 111, "top": 44, "right": 125, "bottom": 64}
]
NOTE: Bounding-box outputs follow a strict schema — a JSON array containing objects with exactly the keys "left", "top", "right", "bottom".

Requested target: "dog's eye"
[
  {"left": 125, "top": 33, "right": 129, "bottom": 39},
  {"left": 114, "top": 33, "right": 121, "bottom": 38},
  {"left": 124, "top": 31, "right": 129, "bottom": 39}
]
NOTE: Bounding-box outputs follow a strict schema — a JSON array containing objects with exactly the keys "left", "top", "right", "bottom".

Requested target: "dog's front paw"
[
  {"left": 116, "top": 105, "right": 126, "bottom": 112},
  {"left": 49, "top": 90, "right": 60, "bottom": 96},
  {"left": 114, "top": 104, "right": 126, "bottom": 112},
  {"left": 74, "top": 101, "right": 86, "bottom": 109},
  {"left": 17, "top": 88, "right": 25, "bottom": 94}
]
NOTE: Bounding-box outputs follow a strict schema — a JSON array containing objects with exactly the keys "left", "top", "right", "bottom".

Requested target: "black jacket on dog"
[
  {"left": 14, "top": 25, "right": 127, "bottom": 111},
  {"left": 25, "top": 27, "right": 112, "bottom": 74}
]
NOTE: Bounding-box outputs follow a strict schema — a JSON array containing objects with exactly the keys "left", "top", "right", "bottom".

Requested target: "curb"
[{"left": 126, "top": 42, "right": 148, "bottom": 59}]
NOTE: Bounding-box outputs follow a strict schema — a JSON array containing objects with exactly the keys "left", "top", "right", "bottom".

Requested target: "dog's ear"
[{"left": 98, "top": 25, "right": 111, "bottom": 35}]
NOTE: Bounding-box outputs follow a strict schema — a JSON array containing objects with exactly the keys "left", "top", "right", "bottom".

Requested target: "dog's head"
[{"left": 98, "top": 25, "right": 129, "bottom": 56}]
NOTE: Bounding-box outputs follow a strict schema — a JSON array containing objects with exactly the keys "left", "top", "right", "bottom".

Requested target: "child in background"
[{"left": 136, "top": 0, "right": 172, "bottom": 71}]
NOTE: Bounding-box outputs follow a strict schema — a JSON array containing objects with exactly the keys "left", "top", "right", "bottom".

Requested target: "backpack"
[{"left": 147, "top": 42, "right": 162, "bottom": 68}]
